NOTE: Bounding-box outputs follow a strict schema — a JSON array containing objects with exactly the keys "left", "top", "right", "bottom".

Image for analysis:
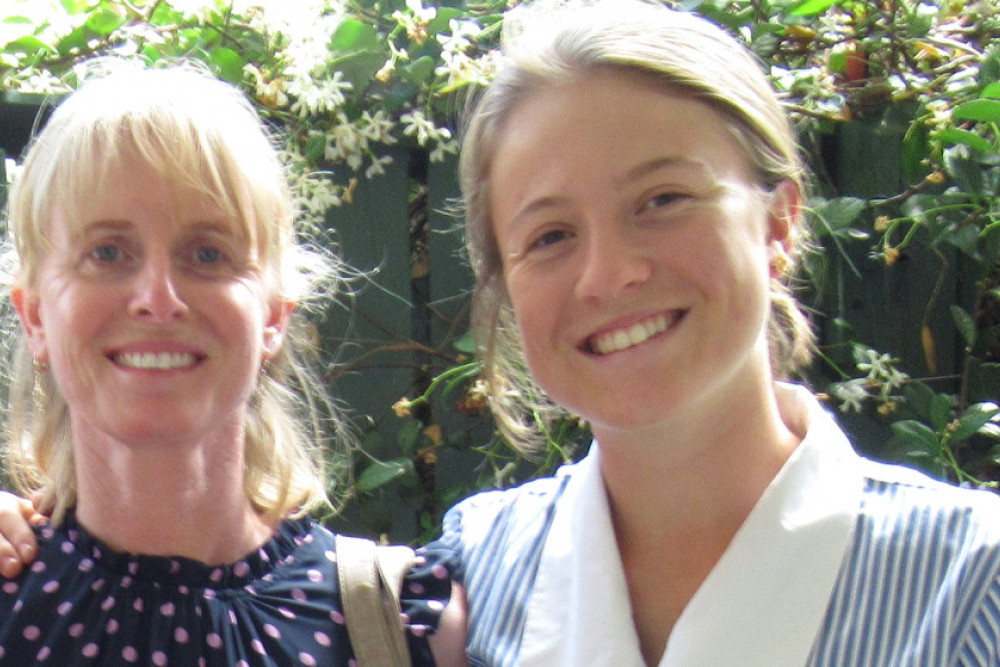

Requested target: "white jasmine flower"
[{"left": 832, "top": 380, "right": 869, "bottom": 413}]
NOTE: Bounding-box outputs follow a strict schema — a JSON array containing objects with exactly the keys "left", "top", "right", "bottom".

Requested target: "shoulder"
[{"left": 442, "top": 462, "right": 578, "bottom": 546}]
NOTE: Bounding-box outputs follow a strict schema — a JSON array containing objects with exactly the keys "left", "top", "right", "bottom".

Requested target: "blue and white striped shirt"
[{"left": 438, "top": 391, "right": 1000, "bottom": 666}]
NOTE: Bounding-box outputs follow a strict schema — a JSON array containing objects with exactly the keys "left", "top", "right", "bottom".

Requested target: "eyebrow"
[
  {"left": 507, "top": 156, "right": 712, "bottom": 231},
  {"left": 622, "top": 156, "right": 711, "bottom": 184}
]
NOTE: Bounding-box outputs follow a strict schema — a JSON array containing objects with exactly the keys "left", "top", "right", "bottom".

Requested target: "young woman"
[{"left": 434, "top": 1, "right": 1000, "bottom": 665}]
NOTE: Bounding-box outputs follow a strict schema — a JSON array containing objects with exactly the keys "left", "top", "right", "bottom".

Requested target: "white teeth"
[
  {"left": 593, "top": 314, "right": 670, "bottom": 355},
  {"left": 115, "top": 352, "right": 197, "bottom": 370}
]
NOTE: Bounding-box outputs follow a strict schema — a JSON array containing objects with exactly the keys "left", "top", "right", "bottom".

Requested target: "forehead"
[
  {"left": 55, "top": 151, "right": 251, "bottom": 241},
  {"left": 489, "top": 71, "right": 751, "bottom": 202}
]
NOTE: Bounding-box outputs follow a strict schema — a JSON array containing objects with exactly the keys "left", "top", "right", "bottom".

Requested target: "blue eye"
[
  {"left": 193, "top": 246, "right": 222, "bottom": 264},
  {"left": 531, "top": 229, "right": 569, "bottom": 249},
  {"left": 644, "top": 193, "right": 681, "bottom": 210},
  {"left": 91, "top": 244, "right": 123, "bottom": 262}
]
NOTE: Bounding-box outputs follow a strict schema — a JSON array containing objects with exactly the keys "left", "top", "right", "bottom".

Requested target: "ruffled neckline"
[{"left": 40, "top": 509, "right": 315, "bottom": 590}]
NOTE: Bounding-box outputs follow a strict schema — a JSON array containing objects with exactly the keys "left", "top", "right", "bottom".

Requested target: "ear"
[
  {"left": 766, "top": 179, "right": 801, "bottom": 248},
  {"left": 262, "top": 297, "right": 295, "bottom": 360},
  {"left": 11, "top": 285, "right": 48, "bottom": 363}
]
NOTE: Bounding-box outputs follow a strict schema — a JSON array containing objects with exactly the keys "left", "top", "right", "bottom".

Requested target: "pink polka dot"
[
  {"left": 174, "top": 627, "right": 189, "bottom": 643},
  {"left": 122, "top": 646, "right": 138, "bottom": 662},
  {"left": 209, "top": 568, "right": 223, "bottom": 582},
  {"left": 60, "top": 541, "right": 74, "bottom": 554},
  {"left": 279, "top": 607, "right": 296, "bottom": 619},
  {"left": 292, "top": 588, "right": 307, "bottom": 602},
  {"left": 237, "top": 661, "right": 250, "bottom": 667},
  {"left": 251, "top": 638, "right": 266, "bottom": 654},
  {"left": 229, "top": 610, "right": 238, "bottom": 625},
  {"left": 330, "top": 609, "right": 345, "bottom": 624},
  {"left": 152, "top": 651, "right": 168, "bottom": 666},
  {"left": 299, "top": 652, "right": 317, "bottom": 666},
  {"left": 314, "top": 631, "right": 332, "bottom": 647},
  {"left": 307, "top": 569, "right": 323, "bottom": 583},
  {"left": 101, "top": 596, "right": 115, "bottom": 611},
  {"left": 0, "top": 647, "right": 5, "bottom": 658},
  {"left": 203, "top": 589, "right": 217, "bottom": 600},
  {"left": 2, "top": 582, "right": 18, "bottom": 595},
  {"left": 234, "top": 561, "right": 250, "bottom": 577},
  {"left": 42, "top": 580, "right": 59, "bottom": 594},
  {"left": 170, "top": 560, "right": 180, "bottom": 574},
  {"left": 264, "top": 624, "right": 281, "bottom": 639},
  {"left": 178, "top": 585, "right": 189, "bottom": 595},
  {"left": 69, "top": 623, "right": 84, "bottom": 637},
  {"left": 160, "top": 602, "right": 176, "bottom": 617},
  {"left": 408, "top": 582, "right": 425, "bottom": 595},
  {"left": 82, "top": 643, "right": 99, "bottom": 658},
  {"left": 411, "top": 625, "right": 427, "bottom": 637},
  {"left": 207, "top": 633, "right": 223, "bottom": 649},
  {"left": 106, "top": 619, "right": 119, "bottom": 634},
  {"left": 37, "top": 646, "right": 50, "bottom": 661},
  {"left": 91, "top": 578, "right": 105, "bottom": 591},
  {"left": 400, "top": 612, "right": 411, "bottom": 624},
  {"left": 23, "top": 626, "right": 40, "bottom": 641},
  {"left": 431, "top": 564, "right": 448, "bottom": 579},
  {"left": 11, "top": 600, "right": 21, "bottom": 613},
  {"left": 428, "top": 599, "right": 445, "bottom": 612},
  {"left": 324, "top": 550, "right": 336, "bottom": 563},
  {"left": 78, "top": 559, "right": 94, "bottom": 572},
  {"left": 133, "top": 598, "right": 144, "bottom": 612},
  {"left": 57, "top": 601, "right": 73, "bottom": 615},
  {"left": 29, "top": 562, "right": 46, "bottom": 574}
]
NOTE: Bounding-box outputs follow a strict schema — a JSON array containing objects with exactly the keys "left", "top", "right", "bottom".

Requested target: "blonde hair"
[
  {"left": 1, "top": 61, "right": 348, "bottom": 525},
  {"left": 460, "top": 0, "right": 815, "bottom": 450}
]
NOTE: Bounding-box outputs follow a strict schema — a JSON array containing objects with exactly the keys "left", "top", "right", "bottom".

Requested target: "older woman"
[
  {"left": 432, "top": 1, "right": 1000, "bottom": 665},
  {"left": 0, "top": 62, "right": 457, "bottom": 665}
]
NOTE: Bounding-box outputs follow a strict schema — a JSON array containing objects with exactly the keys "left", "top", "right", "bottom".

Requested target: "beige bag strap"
[{"left": 336, "top": 534, "right": 416, "bottom": 667}]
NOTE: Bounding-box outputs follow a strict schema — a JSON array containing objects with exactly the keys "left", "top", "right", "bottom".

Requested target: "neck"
[
  {"left": 593, "top": 376, "right": 804, "bottom": 665},
  {"left": 72, "top": 421, "right": 274, "bottom": 565}
]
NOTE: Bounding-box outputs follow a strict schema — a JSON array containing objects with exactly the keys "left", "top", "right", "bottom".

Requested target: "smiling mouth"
[
  {"left": 112, "top": 352, "right": 201, "bottom": 370},
  {"left": 586, "top": 311, "right": 686, "bottom": 355}
]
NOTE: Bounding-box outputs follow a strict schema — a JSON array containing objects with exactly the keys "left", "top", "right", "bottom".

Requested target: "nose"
[
  {"left": 573, "top": 225, "right": 652, "bottom": 302},
  {"left": 127, "top": 255, "right": 189, "bottom": 322}
]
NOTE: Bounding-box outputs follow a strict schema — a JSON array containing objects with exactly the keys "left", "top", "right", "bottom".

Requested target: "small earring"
[
  {"left": 770, "top": 250, "right": 790, "bottom": 277},
  {"left": 33, "top": 357, "right": 48, "bottom": 372}
]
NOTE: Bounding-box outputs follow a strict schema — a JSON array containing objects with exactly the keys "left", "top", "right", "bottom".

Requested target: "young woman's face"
[
  {"left": 14, "top": 156, "right": 290, "bottom": 449},
  {"left": 490, "top": 71, "right": 791, "bottom": 436}
]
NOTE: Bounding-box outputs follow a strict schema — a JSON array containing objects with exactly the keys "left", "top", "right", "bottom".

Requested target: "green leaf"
[
  {"left": 902, "top": 381, "right": 936, "bottom": 422},
  {"left": 208, "top": 46, "right": 245, "bottom": 83},
  {"left": 982, "top": 82, "right": 1000, "bottom": 100},
  {"left": 452, "top": 332, "right": 476, "bottom": 354},
  {"left": 789, "top": 0, "right": 838, "bottom": 16},
  {"left": 60, "top": 0, "right": 93, "bottom": 14},
  {"left": 819, "top": 196, "right": 866, "bottom": 231},
  {"left": 396, "top": 418, "right": 421, "bottom": 453},
  {"left": 356, "top": 457, "right": 413, "bottom": 492},
  {"left": 428, "top": 7, "right": 464, "bottom": 35},
  {"left": 403, "top": 55, "right": 436, "bottom": 85},
  {"left": 330, "top": 18, "right": 380, "bottom": 53},
  {"left": 949, "top": 402, "right": 1000, "bottom": 442},
  {"left": 328, "top": 50, "right": 384, "bottom": 92},
  {"left": 929, "top": 393, "right": 954, "bottom": 433},
  {"left": 936, "top": 128, "right": 995, "bottom": 154},
  {"left": 85, "top": 4, "right": 125, "bottom": 36},
  {"left": 5, "top": 35, "right": 55, "bottom": 55},
  {"left": 891, "top": 420, "right": 941, "bottom": 454},
  {"left": 953, "top": 99, "right": 1000, "bottom": 124},
  {"left": 951, "top": 305, "right": 977, "bottom": 349}
]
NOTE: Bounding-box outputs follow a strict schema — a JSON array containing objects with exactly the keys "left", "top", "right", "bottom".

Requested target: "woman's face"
[
  {"left": 14, "top": 156, "right": 290, "bottom": 449},
  {"left": 490, "top": 71, "right": 793, "bottom": 436}
]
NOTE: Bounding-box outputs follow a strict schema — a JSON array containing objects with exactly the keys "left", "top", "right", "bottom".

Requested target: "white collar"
[{"left": 519, "top": 386, "right": 863, "bottom": 666}]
